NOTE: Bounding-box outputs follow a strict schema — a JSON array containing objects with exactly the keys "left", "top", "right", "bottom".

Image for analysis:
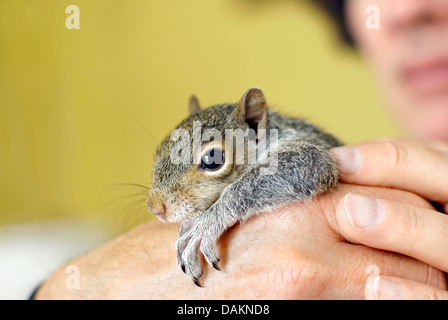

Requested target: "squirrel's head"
[{"left": 146, "top": 87, "right": 269, "bottom": 222}]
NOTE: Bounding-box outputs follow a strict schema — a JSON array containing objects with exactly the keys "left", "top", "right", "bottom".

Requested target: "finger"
[
  {"left": 330, "top": 139, "right": 448, "bottom": 203},
  {"left": 336, "top": 193, "right": 448, "bottom": 272},
  {"left": 426, "top": 140, "right": 448, "bottom": 153},
  {"left": 365, "top": 275, "right": 448, "bottom": 300},
  {"left": 337, "top": 241, "right": 447, "bottom": 298}
]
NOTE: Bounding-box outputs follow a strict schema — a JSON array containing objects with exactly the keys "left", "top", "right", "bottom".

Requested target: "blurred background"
[{"left": 0, "top": 0, "right": 402, "bottom": 299}]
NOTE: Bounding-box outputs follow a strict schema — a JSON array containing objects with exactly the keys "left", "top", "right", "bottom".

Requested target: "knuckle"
[
  {"left": 425, "top": 265, "right": 447, "bottom": 289},
  {"left": 382, "top": 140, "right": 409, "bottom": 173},
  {"left": 404, "top": 205, "right": 422, "bottom": 242}
]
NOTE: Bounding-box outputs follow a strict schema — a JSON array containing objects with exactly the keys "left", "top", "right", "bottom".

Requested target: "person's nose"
[{"left": 386, "top": 0, "right": 448, "bottom": 31}]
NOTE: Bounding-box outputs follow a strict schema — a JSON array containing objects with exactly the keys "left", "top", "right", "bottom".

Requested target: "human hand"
[
  {"left": 35, "top": 184, "right": 446, "bottom": 299},
  {"left": 331, "top": 139, "right": 448, "bottom": 299}
]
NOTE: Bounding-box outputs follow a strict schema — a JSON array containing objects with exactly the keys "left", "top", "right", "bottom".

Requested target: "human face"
[{"left": 346, "top": 0, "right": 448, "bottom": 141}]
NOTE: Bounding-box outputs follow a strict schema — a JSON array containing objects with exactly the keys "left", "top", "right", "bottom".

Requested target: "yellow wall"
[{"left": 0, "top": 0, "right": 401, "bottom": 227}]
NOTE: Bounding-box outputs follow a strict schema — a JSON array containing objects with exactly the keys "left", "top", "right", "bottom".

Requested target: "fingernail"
[
  {"left": 330, "top": 146, "right": 361, "bottom": 175},
  {"left": 344, "top": 193, "right": 385, "bottom": 229},
  {"left": 369, "top": 276, "right": 403, "bottom": 300}
]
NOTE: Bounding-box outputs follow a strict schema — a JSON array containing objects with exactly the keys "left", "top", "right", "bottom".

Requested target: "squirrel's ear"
[
  {"left": 189, "top": 95, "right": 201, "bottom": 115},
  {"left": 235, "top": 87, "right": 268, "bottom": 130}
]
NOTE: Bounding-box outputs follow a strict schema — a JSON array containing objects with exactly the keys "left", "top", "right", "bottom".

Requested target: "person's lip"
[{"left": 402, "top": 57, "right": 448, "bottom": 96}]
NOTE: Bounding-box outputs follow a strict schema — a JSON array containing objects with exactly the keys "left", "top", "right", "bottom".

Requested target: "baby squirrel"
[{"left": 146, "top": 87, "right": 342, "bottom": 286}]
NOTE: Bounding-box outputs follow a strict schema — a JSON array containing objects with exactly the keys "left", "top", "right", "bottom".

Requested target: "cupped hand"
[
  {"left": 35, "top": 183, "right": 446, "bottom": 299},
  {"left": 331, "top": 139, "right": 448, "bottom": 299}
]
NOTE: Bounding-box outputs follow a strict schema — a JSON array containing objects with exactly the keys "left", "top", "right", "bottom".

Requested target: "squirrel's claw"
[
  {"left": 193, "top": 278, "right": 202, "bottom": 288},
  {"left": 176, "top": 215, "right": 222, "bottom": 286},
  {"left": 212, "top": 261, "right": 221, "bottom": 271}
]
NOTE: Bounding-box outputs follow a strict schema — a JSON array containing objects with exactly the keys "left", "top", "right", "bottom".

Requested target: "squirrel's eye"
[{"left": 201, "top": 148, "right": 224, "bottom": 170}]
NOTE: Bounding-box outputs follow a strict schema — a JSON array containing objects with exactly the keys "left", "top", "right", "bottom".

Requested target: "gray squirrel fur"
[{"left": 146, "top": 87, "right": 342, "bottom": 286}]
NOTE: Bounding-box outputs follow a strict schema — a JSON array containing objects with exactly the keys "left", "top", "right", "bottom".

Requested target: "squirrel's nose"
[
  {"left": 150, "top": 203, "right": 166, "bottom": 217},
  {"left": 146, "top": 197, "right": 166, "bottom": 218},
  {"left": 146, "top": 189, "right": 167, "bottom": 219}
]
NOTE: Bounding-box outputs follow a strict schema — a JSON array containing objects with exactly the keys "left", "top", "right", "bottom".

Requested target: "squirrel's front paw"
[{"left": 176, "top": 215, "right": 221, "bottom": 286}]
